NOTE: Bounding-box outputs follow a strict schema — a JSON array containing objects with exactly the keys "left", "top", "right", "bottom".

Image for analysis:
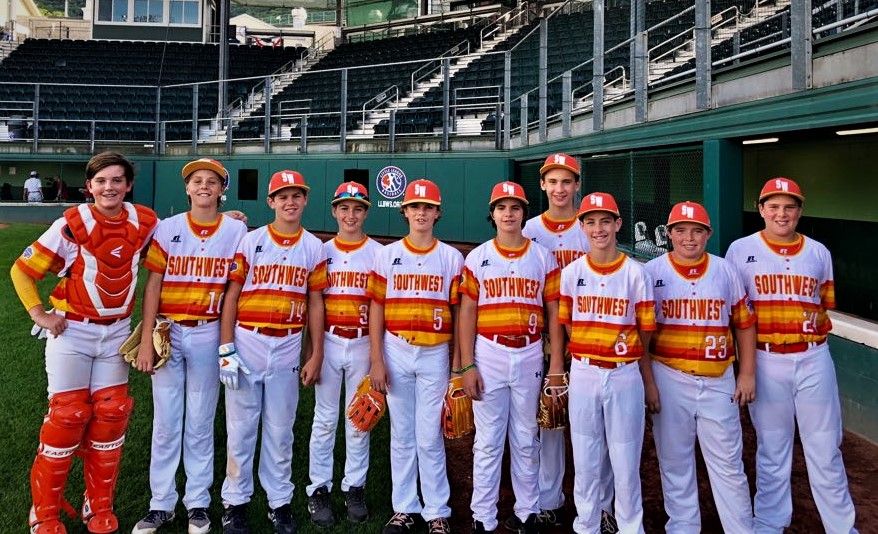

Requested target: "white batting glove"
[{"left": 218, "top": 343, "right": 251, "bottom": 390}]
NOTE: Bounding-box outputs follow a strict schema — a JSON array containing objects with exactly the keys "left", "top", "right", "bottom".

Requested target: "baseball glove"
[
  {"left": 537, "top": 373, "right": 569, "bottom": 430},
  {"left": 120, "top": 319, "right": 172, "bottom": 370},
  {"left": 347, "top": 375, "right": 386, "bottom": 433},
  {"left": 442, "top": 375, "right": 475, "bottom": 439}
]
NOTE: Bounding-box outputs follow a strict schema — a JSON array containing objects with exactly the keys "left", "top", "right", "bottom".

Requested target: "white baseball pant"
[
  {"left": 471, "top": 336, "right": 543, "bottom": 530},
  {"left": 570, "top": 359, "right": 645, "bottom": 534},
  {"left": 222, "top": 325, "right": 302, "bottom": 510},
  {"left": 307, "top": 330, "right": 371, "bottom": 495},
  {"left": 651, "top": 361, "right": 753, "bottom": 533},
  {"left": 45, "top": 316, "right": 131, "bottom": 394},
  {"left": 384, "top": 332, "right": 451, "bottom": 521},
  {"left": 148, "top": 320, "right": 221, "bottom": 511},
  {"left": 749, "top": 344, "right": 857, "bottom": 534},
  {"left": 540, "top": 419, "right": 615, "bottom": 513}
]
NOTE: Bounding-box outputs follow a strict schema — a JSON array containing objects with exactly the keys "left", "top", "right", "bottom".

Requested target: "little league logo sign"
[{"left": 375, "top": 166, "right": 407, "bottom": 207}]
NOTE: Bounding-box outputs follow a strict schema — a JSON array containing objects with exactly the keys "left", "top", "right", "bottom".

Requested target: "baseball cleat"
[
  {"left": 600, "top": 510, "right": 619, "bottom": 534},
  {"left": 534, "top": 507, "right": 564, "bottom": 526},
  {"left": 427, "top": 517, "right": 451, "bottom": 534},
  {"left": 132, "top": 510, "right": 175, "bottom": 534},
  {"left": 187, "top": 508, "right": 210, "bottom": 534},
  {"left": 307, "top": 486, "right": 334, "bottom": 528},
  {"left": 343, "top": 486, "right": 368, "bottom": 523},
  {"left": 382, "top": 512, "right": 420, "bottom": 533},
  {"left": 267, "top": 504, "right": 296, "bottom": 534},
  {"left": 504, "top": 513, "right": 537, "bottom": 534},
  {"left": 221, "top": 504, "right": 250, "bottom": 534}
]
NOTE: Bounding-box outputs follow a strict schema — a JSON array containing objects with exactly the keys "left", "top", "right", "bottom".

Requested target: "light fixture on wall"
[
  {"left": 742, "top": 137, "right": 779, "bottom": 145},
  {"left": 835, "top": 127, "right": 878, "bottom": 136}
]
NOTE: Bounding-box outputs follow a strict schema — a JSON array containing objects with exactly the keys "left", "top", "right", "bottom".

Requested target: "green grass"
[{"left": 1, "top": 223, "right": 394, "bottom": 533}]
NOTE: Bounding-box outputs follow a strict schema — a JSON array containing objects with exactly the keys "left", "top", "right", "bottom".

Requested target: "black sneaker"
[
  {"left": 187, "top": 508, "right": 211, "bottom": 534},
  {"left": 472, "top": 520, "right": 495, "bottom": 533},
  {"left": 382, "top": 512, "right": 420, "bottom": 534},
  {"left": 132, "top": 510, "right": 175, "bottom": 534},
  {"left": 600, "top": 510, "right": 619, "bottom": 534},
  {"left": 268, "top": 503, "right": 297, "bottom": 534},
  {"left": 427, "top": 517, "right": 451, "bottom": 534},
  {"left": 343, "top": 486, "right": 368, "bottom": 523},
  {"left": 221, "top": 504, "right": 250, "bottom": 534},
  {"left": 535, "top": 507, "right": 564, "bottom": 526},
  {"left": 307, "top": 486, "right": 334, "bottom": 528},
  {"left": 504, "top": 513, "right": 537, "bottom": 534}
]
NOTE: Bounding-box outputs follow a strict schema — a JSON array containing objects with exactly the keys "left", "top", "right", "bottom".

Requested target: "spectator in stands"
[{"left": 23, "top": 171, "right": 44, "bottom": 202}]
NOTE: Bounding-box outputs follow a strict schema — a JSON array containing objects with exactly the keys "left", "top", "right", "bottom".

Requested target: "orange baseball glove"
[
  {"left": 347, "top": 375, "right": 386, "bottom": 433},
  {"left": 442, "top": 376, "right": 475, "bottom": 439},
  {"left": 537, "top": 373, "right": 569, "bottom": 430}
]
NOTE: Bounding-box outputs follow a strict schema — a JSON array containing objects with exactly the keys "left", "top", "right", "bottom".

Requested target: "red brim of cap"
[
  {"left": 331, "top": 196, "right": 371, "bottom": 207},
  {"left": 401, "top": 198, "right": 441, "bottom": 206},
  {"left": 489, "top": 195, "right": 529, "bottom": 205},
  {"left": 540, "top": 162, "right": 580, "bottom": 177},
  {"left": 269, "top": 184, "right": 310, "bottom": 196}
]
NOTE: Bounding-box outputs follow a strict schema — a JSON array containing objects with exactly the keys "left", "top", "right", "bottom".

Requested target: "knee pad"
[
  {"left": 86, "top": 384, "right": 133, "bottom": 446},
  {"left": 40, "top": 389, "right": 92, "bottom": 454}
]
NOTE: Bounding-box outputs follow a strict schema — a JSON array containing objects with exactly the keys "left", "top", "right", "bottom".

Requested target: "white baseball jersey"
[
  {"left": 523, "top": 213, "right": 590, "bottom": 269},
  {"left": 24, "top": 176, "right": 43, "bottom": 201},
  {"left": 644, "top": 253, "right": 755, "bottom": 376},
  {"left": 144, "top": 213, "right": 247, "bottom": 320},
  {"left": 726, "top": 232, "right": 856, "bottom": 532},
  {"left": 725, "top": 232, "right": 834, "bottom": 346},
  {"left": 366, "top": 237, "right": 463, "bottom": 346},
  {"left": 324, "top": 236, "right": 384, "bottom": 329},
  {"left": 229, "top": 224, "right": 328, "bottom": 328}
]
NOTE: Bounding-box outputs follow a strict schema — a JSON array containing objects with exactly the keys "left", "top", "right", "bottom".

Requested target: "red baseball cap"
[
  {"left": 489, "top": 181, "right": 528, "bottom": 205},
  {"left": 401, "top": 179, "right": 442, "bottom": 207},
  {"left": 182, "top": 158, "right": 229, "bottom": 190},
  {"left": 331, "top": 181, "right": 371, "bottom": 207},
  {"left": 268, "top": 170, "right": 309, "bottom": 196},
  {"left": 667, "top": 201, "right": 711, "bottom": 229},
  {"left": 577, "top": 192, "right": 620, "bottom": 219},
  {"left": 539, "top": 153, "right": 580, "bottom": 178},
  {"left": 759, "top": 177, "right": 805, "bottom": 202}
]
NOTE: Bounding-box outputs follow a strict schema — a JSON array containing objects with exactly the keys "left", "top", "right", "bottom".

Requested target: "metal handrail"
[
  {"left": 410, "top": 39, "right": 471, "bottom": 92},
  {"left": 572, "top": 65, "right": 627, "bottom": 100},
  {"left": 480, "top": 1, "right": 529, "bottom": 47},
  {"left": 361, "top": 85, "right": 399, "bottom": 128}
]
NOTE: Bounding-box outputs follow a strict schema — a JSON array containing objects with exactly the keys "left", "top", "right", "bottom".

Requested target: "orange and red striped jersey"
[
  {"left": 645, "top": 253, "right": 756, "bottom": 376},
  {"left": 144, "top": 213, "right": 247, "bottom": 321},
  {"left": 460, "top": 239, "right": 560, "bottom": 337},
  {"left": 366, "top": 237, "right": 463, "bottom": 347},
  {"left": 324, "top": 236, "right": 383, "bottom": 329},
  {"left": 228, "top": 224, "right": 327, "bottom": 329},
  {"left": 15, "top": 203, "right": 157, "bottom": 319},
  {"left": 725, "top": 232, "right": 834, "bottom": 346},
  {"left": 523, "top": 213, "right": 590, "bottom": 268},
  {"left": 559, "top": 253, "right": 656, "bottom": 363}
]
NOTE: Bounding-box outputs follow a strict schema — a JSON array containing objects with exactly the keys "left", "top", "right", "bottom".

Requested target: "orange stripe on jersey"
[
  {"left": 15, "top": 241, "right": 65, "bottom": 280},
  {"left": 155, "top": 280, "right": 227, "bottom": 320},
  {"left": 475, "top": 301, "right": 545, "bottom": 337},
  {"left": 187, "top": 213, "right": 220, "bottom": 239},
  {"left": 385, "top": 294, "right": 454, "bottom": 346},
  {"left": 308, "top": 261, "right": 329, "bottom": 291},
  {"left": 460, "top": 266, "right": 479, "bottom": 300},
  {"left": 586, "top": 252, "right": 626, "bottom": 275},
  {"left": 268, "top": 224, "right": 303, "bottom": 247},
  {"left": 544, "top": 267, "right": 560, "bottom": 302},
  {"left": 751, "top": 299, "right": 831, "bottom": 344},
  {"left": 541, "top": 213, "right": 578, "bottom": 233},
  {"left": 731, "top": 297, "right": 757, "bottom": 330},
  {"left": 635, "top": 300, "right": 657, "bottom": 331},
  {"left": 366, "top": 272, "right": 387, "bottom": 303},
  {"left": 820, "top": 280, "right": 835, "bottom": 309},
  {"left": 325, "top": 293, "right": 370, "bottom": 328},
  {"left": 761, "top": 232, "right": 804, "bottom": 256},
  {"left": 228, "top": 252, "right": 249, "bottom": 285},
  {"left": 651, "top": 324, "right": 736, "bottom": 376},
  {"left": 566, "top": 320, "right": 647, "bottom": 363},
  {"left": 403, "top": 236, "right": 438, "bottom": 255},
  {"left": 144, "top": 239, "right": 168, "bottom": 273}
]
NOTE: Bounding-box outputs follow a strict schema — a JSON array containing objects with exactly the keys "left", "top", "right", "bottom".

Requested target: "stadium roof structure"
[{"left": 231, "top": 0, "right": 334, "bottom": 8}]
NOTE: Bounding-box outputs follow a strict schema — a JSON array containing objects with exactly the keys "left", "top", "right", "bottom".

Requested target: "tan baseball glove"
[
  {"left": 442, "top": 375, "right": 475, "bottom": 439},
  {"left": 537, "top": 373, "right": 569, "bottom": 430},
  {"left": 120, "top": 319, "right": 172, "bottom": 370},
  {"left": 347, "top": 375, "right": 386, "bottom": 433}
]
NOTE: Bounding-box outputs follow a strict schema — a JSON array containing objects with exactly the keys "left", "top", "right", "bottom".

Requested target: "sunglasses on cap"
[{"left": 335, "top": 190, "right": 369, "bottom": 201}]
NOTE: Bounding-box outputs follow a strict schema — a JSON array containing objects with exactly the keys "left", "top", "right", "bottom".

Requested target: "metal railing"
[
  {"left": 362, "top": 85, "right": 400, "bottom": 128},
  {"left": 411, "top": 39, "right": 471, "bottom": 92}
]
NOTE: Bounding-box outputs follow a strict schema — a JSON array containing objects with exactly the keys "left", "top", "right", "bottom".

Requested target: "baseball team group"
[{"left": 11, "top": 150, "right": 858, "bottom": 534}]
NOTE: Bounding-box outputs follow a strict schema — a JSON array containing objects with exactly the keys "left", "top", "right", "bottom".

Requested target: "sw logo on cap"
[
  {"left": 775, "top": 179, "right": 790, "bottom": 192},
  {"left": 589, "top": 194, "right": 603, "bottom": 206},
  {"left": 681, "top": 205, "right": 695, "bottom": 219}
]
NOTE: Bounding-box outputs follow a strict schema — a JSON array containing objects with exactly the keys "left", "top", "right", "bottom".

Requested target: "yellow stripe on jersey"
[
  {"left": 153, "top": 280, "right": 228, "bottom": 320},
  {"left": 368, "top": 272, "right": 459, "bottom": 346},
  {"left": 144, "top": 239, "right": 168, "bottom": 273},
  {"left": 15, "top": 240, "right": 65, "bottom": 280},
  {"left": 563, "top": 317, "right": 649, "bottom": 363},
  {"left": 750, "top": 298, "right": 832, "bottom": 344}
]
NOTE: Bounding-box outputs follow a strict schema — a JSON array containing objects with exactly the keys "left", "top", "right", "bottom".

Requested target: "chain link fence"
[{"left": 583, "top": 147, "right": 703, "bottom": 259}]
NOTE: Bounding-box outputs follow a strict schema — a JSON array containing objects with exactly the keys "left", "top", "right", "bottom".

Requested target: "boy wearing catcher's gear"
[
  {"left": 725, "top": 178, "right": 858, "bottom": 533},
  {"left": 367, "top": 179, "right": 463, "bottom": 534},
  {"left": 459, "top": 181, "right": 563, "bottom": 534},
  {"left": 218, "top": 170, "right": 328, "bottom": 534},
  {"left": 132, "top": 158, "right": 247, "bottom": 534},
  {"left": 11, "top": 152, "right": 159, "bottom": 534},
  {"left": 306, "top": 181, "right": 383, "bottom": 528},
  {"left": 521, "top": 153, "right": 615, "bottom": 531},
  {"left": 559, "top": 193, "right": 659, "bottom": 534},
  {"left": 645, "top": 202, "right": 756, "bottom": 533}
]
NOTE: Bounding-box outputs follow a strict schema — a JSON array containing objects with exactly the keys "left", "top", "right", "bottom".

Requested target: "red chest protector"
[{"left": 61, "top": 203, "right": 158, "bottom": 319}]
